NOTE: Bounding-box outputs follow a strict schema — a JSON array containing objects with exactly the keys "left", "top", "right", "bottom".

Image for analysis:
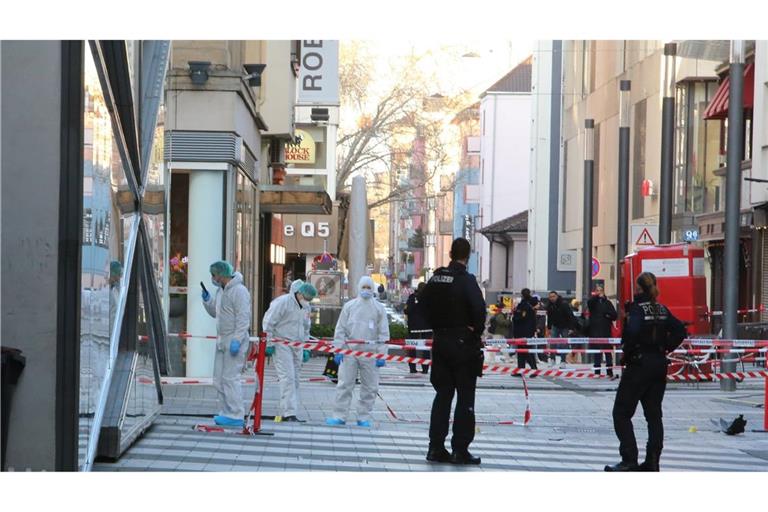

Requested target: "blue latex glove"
[
  {"left": 334, "top": 354, "right": 343, "bottom": 366},
  {"left": 229, "top": 340, "right": 241, "bottom": 356},
  {"left": 303, "top": 350, "right": 311, "bottom": 363},
  {"left": 375, "top": 359, "right": 385, "bottom": 368},
  {"left": 202, "top": 289, "right": 210, "bottom": 302}
]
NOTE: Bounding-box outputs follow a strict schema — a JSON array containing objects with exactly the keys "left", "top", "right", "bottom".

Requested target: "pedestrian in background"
[
  {"left": 404, "top": 282, "right": 431, "bottom": 374},
  {"left": 587, "top": 285, "right": 618, "bottom": 378},
  {"left": 490, "top": 302, "right": 512, "bottom": 339},
  {"left": 513, "top": 289, "right": 538, "bottom": 374},
  {"left": 421, "top": 238, "right": 486, "bottom": 465},
  {"left": 546, "top": 291, "right": 575, "bottom": 368},
  {"left": 605, "top": 272, "right": 686, "bottom": 472},
  {"left": 202, "top": 261, "right": 252, "bottom": 427}
]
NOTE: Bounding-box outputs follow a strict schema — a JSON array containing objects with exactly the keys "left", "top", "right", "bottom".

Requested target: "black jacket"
[
  {"left": 513, "top": 298, "right": 537, "bottom": 338},
  {"left": 586, "top": 295, "right": 618, "bottom": 338},
  {"left": 420, "top": 261, "right": 486, "bottom": 338},
  {"left": 546, "top": 297, "right": 575, "bottom": 330},
  {"left": 622, "top": 293, "right": 687, "bottom": 357},
  {"left": 404, "top": 292, "right": 430, "bottom": 334}
]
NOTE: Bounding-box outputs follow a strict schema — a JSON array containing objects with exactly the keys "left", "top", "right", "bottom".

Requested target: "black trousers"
[
  {"left": 428, "top": 335, "right": 479, "bottom": 452},
  {"left": 516, "top": 352, "right": 538, "bottom": 370},
  {"left": 611, "top": 352, "right": 667, "bottom": 462},
  {"left": 408, "top": 332, "right": 432, "bottom": 373},
  {"left": 590, "top": 341, "right": 614, "bottom": 376}
]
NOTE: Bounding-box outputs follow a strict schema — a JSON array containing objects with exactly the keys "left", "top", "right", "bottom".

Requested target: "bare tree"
[{"left": 336, "top": 44, "right": 469, "bottom": 208}]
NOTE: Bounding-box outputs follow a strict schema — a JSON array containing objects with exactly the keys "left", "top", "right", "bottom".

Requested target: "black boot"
[
  {"left": 604, "top": 460, "right": 639, "bottom": 472},
  {"left": 426, "top": 445, "right": 452, "bottom": 463},
  {"left": 451, "top": 450, "right": 481, "bottom": 465},
  {"left": 639, "top": 453, "right": 660, "bottom": 472}
]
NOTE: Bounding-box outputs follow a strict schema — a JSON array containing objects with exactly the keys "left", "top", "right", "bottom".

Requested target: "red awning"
[{"left": 703, "top": 63, "right": 755, "bottom": 120}]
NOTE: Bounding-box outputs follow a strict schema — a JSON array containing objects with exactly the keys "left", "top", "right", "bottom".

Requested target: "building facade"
[
  {"left": 556, "top": 40, "right": 766, "bottom": 328},
  {"left": 164, "top": 40, "right": 332, "bottom": 379},
  {"left": 527, "top": 41, "right": 577, "bottom": 297},
  {"left": 478, "top": 58, "right": 533, "bottom": 295},
  {"left": 2, "top": 40, "right": 170, "bottom": 470}
]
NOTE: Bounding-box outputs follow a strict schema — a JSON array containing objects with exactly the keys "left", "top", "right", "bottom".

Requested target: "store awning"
[
  {"left": 259, "top": 185, "right": 332, "bottom": 214},
  {"left": 703, "top": 63, "right": 755, "bottom": 120}
]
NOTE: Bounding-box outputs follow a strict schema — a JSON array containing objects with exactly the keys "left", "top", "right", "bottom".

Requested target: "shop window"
[{"left": 673, "top": 80, "right": 724, "bottom": 215}]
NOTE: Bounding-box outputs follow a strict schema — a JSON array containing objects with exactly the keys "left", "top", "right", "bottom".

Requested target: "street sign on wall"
[{"left": 630, "top": 224, "right": 658, "bottom": 252}]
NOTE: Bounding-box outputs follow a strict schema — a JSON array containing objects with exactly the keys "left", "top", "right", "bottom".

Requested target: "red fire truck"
[{"left": 620, "top": 243, "right": 712, "bottom": 377}]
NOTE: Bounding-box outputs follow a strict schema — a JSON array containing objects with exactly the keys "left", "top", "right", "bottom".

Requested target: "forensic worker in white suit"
[
  {"left": 326, "top": 276, "right": 390, "bottom": 427},
  {"left": 202, "top": 261, "right": 252, "bottom": 427},
  {"left": 262, "top": 280, "right": 317, "bottom": 422}
]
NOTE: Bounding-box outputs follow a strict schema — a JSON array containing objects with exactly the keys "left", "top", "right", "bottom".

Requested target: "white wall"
[
  {"left": 479, "top": 92, "right": 533, "bottom": 285},
  {"left": 511, "top": 237, "right": 528, "bottom": 291},
  {"left": 528, "top": 41, "right": 553, "bottom": 293}
]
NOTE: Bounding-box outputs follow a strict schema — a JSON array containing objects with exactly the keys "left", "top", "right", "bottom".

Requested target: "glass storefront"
[
  {"left": 674, "top": 81, "right": 722, "bottom": 216},
  {"left": 235, "top": 170, "right": 259, "bottom": 331},
  {"left": 78, "top": 41, "right": 169, "bottom": 470}
]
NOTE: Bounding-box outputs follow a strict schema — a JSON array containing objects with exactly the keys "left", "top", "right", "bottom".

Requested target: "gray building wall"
[
  {"left": 1, "top": 40, "right": 63, "bottom": 470},
  {"left": 548, "top": 41, "right": 575, "bottom": 293}
]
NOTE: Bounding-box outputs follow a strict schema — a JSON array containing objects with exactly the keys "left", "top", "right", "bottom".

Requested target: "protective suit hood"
[
  {"left": 289, "top": 279, "right": 304, "bottom": 294},
  {"left": 225, "top": 272, "right": 244, "bottom": 290},
  {"left": 358, "top": 276, "right": 376, "bottom": 298}
]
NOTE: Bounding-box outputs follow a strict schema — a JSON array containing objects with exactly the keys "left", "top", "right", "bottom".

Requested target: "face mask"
[
  {"left": 211, "top": 277, "right": 221, "bottom": 288},
  {"left": 360, "top": 290, "right": 373, "bottom": 300}
]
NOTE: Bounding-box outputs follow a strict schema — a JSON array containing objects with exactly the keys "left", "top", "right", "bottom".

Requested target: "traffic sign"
[
  {"left": 636, "top": 228, "right": 655, "bottom": 245},
  {"left": 591, "top": 257, "right": 600, "bottom": 278},
  {"left": 630, "top": 224, "right": 658, "bottom": 251}
]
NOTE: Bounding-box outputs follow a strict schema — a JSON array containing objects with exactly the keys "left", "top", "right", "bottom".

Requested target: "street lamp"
[
  {"left": 721, "top": 40, "right": 745, "bottom": 392},
  {"left": 617, "top": 80, "right": 631, "bottom": 308},
  {"left": 659, "top": 43, "right": 677, "bottom": 244},
  {"left": 582, "top": 119, "right": 595, "bottom": 312}
]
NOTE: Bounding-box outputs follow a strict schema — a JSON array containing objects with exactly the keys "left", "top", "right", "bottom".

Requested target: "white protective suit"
[
  {"left": 202, "top": 272, "right": 251, "bottom": 420},
  {"left": 332, "top": 276, "right": 390, "bottom": 422},
  {"left": 262, "top": 282, "right": 311, "bottom": 417}
]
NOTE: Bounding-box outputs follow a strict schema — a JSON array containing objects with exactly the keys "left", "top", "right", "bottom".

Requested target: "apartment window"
[
  {"left": 632, "top": 99, "right": 647, "bottom": 220},
  {"left": 674, "top": 81, "right": 723, "bottom": 215},
  {"left": 673, "top": 84, "right": 688, "bottom": 215},
  {"left": 581, "top": 41, "right": 588, "bottom": 98}
]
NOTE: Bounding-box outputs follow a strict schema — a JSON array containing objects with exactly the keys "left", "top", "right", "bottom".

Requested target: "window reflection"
[
  {"left": 78, "top": 43, "right": 132, "bottom": 468},
  {"left": 235, "top": 171, "right": 258, "bottom": 331}
]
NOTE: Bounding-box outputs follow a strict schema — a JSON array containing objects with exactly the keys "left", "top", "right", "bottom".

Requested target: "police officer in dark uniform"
[
  {"left": 605, "top": 272, "right": 686, "bottom": 472},
  {"left": 420, "top": 238, "right": 486, "bottom": 465}
]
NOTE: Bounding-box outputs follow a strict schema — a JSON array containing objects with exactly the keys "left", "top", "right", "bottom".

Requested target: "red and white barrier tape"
[
  {"left": 705, "top": 304, "right": 765, "bottom": 317},
  {"left": 151, "top": 333, "right": 767, "bottom": 381},
  {"left": 268, "top": 338, "right": 768, "bottom": 381},
  {"left": 377, "top": 375, "right": 533, "bottom": 426}
]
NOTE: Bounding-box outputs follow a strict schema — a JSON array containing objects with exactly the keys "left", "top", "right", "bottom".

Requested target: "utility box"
[{"left": 621, "top": 243, "right": 710, "bottom": 335}]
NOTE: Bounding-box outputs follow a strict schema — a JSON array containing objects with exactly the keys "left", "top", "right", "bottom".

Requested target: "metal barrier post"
[
  {"left": 764, "top": 377, "right": 767, "bottom": 431},
  {"left": 253, "top": 334, "right": 268, "bottom": 433},
  {"left": 244, "top": 334, "right": 269, "bottom": 434}
]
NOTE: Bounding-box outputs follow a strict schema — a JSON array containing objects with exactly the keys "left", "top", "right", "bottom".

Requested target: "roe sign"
[{"left": 298, "top": 40, "right": 339, "bottom": 105}]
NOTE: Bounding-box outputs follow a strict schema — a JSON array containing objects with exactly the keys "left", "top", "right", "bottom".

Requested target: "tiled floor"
[{"left": 95, "top": 358, "right": 768, "bottom": 472}]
